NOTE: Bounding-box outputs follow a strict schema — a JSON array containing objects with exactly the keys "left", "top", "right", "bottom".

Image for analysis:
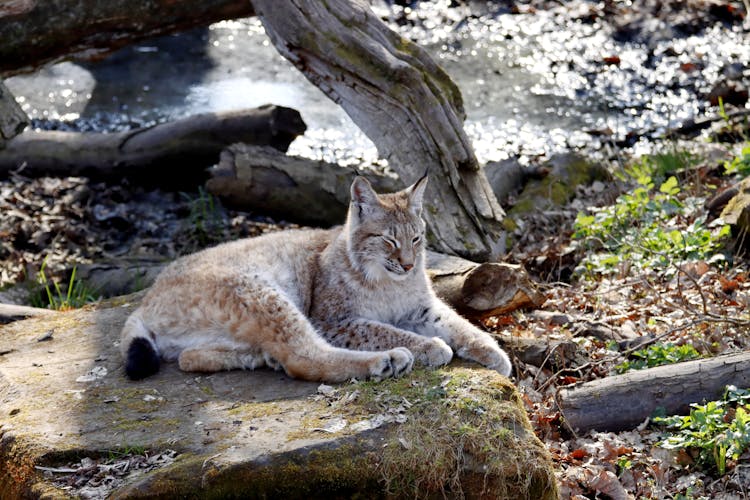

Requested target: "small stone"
[
  {"left": 312, "top": 417, "right": 347, "bottom": 433},
  {"left": 317, "top": 384, "right": 336, "bottom": 396},
  {"left": 75, "top": 366, "right": 108, "bottom": 383},
  {"left": 36, "top": 330, "right": 53, "bottom": 342}
]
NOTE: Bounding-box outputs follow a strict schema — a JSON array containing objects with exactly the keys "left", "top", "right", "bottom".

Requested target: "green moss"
[
  {"left": 502, "top": 217, "right": 518, "bottom": 232},
  {"left": 119, "top": 444, "right": 382, "bottom": 499},
  {"left": 345, "top": 366, "right": 558, "bottom": 499},
  {"left": 507, "top": 155, "right": 609, "bottom": 226}
]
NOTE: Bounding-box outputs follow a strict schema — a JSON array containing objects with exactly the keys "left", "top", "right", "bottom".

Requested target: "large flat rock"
[{"left": 0, "top": 296, "right": 558, "bottom": 499}]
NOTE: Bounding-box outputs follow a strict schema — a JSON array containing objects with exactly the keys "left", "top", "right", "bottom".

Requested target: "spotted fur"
[{"left": 121, "top": 176, "right": 512, "bottom": 382}]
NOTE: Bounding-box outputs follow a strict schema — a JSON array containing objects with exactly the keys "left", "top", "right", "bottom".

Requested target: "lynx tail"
[{"left": 121, "top": 311, "right": 160, "bottom": 380}]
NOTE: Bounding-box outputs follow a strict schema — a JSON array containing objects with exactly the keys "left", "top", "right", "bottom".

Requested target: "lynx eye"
[
  {"left": 412, "top": 235, "right": 421, "bottom": 246},
  {"left": 381, "top": 236, "right": 398, "bottom": 249}
]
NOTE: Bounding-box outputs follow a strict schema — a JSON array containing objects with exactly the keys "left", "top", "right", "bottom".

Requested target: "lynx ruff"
[{"left": 121, "top": 175, "right": 512, "bottom": 383}]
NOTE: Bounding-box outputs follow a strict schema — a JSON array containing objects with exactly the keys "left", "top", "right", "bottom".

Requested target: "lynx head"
[{"left": 346, "top": 175, "right": 428, "bottom": 282}]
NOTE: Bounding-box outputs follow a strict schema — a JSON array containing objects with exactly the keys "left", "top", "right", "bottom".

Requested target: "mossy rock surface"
[
  {"left": 504, "top": 153, "right": 610, "bottom": 232},
  {"left": 0, "top": 297, "right": 557, "bottom": 499}
]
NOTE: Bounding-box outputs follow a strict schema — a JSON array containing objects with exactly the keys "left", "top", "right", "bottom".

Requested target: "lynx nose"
[{"left": 402, "top": 263, "right": 414, "bottom": 272}]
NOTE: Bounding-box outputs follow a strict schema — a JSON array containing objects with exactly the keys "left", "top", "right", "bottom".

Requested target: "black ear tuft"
[{"left": 125, "top": 337, "right": 160, "bottom": 380}]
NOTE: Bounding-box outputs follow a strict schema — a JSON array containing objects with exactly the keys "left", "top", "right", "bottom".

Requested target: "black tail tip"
[{"left": 125, "top": 337, "right": 160, "bottom": 380}]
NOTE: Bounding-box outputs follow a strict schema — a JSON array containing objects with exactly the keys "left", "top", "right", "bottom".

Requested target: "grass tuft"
[{"left": 31, "top": 258, "right": 98, "bottom": 311}]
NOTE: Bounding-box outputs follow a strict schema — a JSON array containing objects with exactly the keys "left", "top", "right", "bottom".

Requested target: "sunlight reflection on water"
[{"left": 5, "top": 8, "right": 749, "bottom": 167}]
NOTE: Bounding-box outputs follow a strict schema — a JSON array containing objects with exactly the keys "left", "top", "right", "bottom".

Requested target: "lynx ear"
[
  {"left": 350, "top": 176, "right": 380, "bottom": 217},
  {"left": 407, "top": 173, "right": 428, "bottom": 214}
]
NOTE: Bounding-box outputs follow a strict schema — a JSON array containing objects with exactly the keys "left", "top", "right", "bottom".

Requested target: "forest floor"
[
  {"left": 3, "top": 1, "right": 750, "bottom": 498},
  {"left": 487, "top": 139, "right": 750, "bottom": 499},
  {"left": 2, "top": 136, "right": 749, "bottom": 500}
]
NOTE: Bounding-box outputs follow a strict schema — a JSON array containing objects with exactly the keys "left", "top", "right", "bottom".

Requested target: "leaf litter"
[
  {"left": 36, "top": 449, "right": 177, "bottom": 499},
  {"left": 3, "top": 147, "right": 750, "bottom": 497}
]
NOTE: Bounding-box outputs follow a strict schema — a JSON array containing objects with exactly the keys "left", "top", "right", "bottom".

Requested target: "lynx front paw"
[
  {"left": 414, "top": 337, "right": 453, "bottom": 367},
  {"left": 371, "top": 347, "right": 414, "bottom": 380}
]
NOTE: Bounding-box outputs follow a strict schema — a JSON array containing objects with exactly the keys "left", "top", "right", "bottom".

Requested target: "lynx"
[{"left": 121, "top": 175, "right": 512, "bottom": 382}]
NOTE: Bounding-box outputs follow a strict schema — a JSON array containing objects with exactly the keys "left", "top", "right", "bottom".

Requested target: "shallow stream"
[{"left": 5, "top": 1, "right": 750, "bottom": 166}]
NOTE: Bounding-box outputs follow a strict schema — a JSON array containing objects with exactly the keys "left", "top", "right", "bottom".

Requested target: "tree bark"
[
  {"left": 426, "top": 252, "right": 546, "bottom": 320},
  {"left": 251, "top": 0, "right": 505, "bottom": 260},
  {"left": 557, "top": 352, "right": 750, "bottom": 433},
  {"left": 0, "top": 81, "right": 28, "bottom": 146},
  {"left": 206, "top": 144, "right": 401, "bottom": 226},
  {"left": 0, "top": 0, "right": 254, "bottom": 77},
  {"left": 207, "top": 144, "right": 520, "bottom": 229},
  {"left": 0, "top": 106, "right": 305, "bottom": 186}
]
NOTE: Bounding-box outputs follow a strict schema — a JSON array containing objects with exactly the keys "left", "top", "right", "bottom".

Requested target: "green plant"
[
  {"left": 574, "top": 172, "right": 730, "bottom": 277},
  {"left": 654, "top": 386, "right": 750, "bottom": 475},
  {"left": 723, "top": 143, "right": 750, "bottom": 177},
  {"left": 179, "top": 187, "right": 225, "bottom": 248},
  {"left": 32, "top": 259, "right": 98, "bottom": 311},
  {"left": 615, "top": 343, "right": 701, "bottom": 373},
  {"left": 106, "top": 445, "right": 146, "bottom": 460},
  {"left": 616, "top": 147, "right": 696, "bottom": 184}
]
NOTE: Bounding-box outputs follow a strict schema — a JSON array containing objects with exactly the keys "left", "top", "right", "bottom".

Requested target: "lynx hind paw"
[
  {"left": 458, "top": 342, "right": 513, "bottom": 377},
  {"left": 417, "top": 337, "right": 453, "bottom": 367},
  {"left": 480, "top": 345, "right": 513, "bottom": 377},
  {"left": 488, "top": 348, "right": 513, "bottom": 377},
  {"left": 371, "top": 347, "right": 414, "bottom": 380}
]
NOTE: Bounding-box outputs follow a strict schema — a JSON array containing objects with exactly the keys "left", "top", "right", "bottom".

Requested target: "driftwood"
[
  {"left": 426, "top": 252, "right": 546, "bottom": 320},
  {"left": 207, "top": 144, "right": 400, "bottom": 225},
  {"left": 0, "top": 106, "right": 305, "bottom": 186},
  {"left": 0, "top": 0, "right": 254, "bottom": 77},
  {"left": 0, "top": 81, "right": 28, "bottom": 146},
  {"left": 252, "top": 0, "right": 506, "bottom": 260},
  {"left": 0, "top": 304, "right": 58, "bottom": 324},
  {"left": 3, "top": 0, "right": 507, "bottom": 259},
  {"left": 557, "top": 351, "right": 750, "bottom": 433}
]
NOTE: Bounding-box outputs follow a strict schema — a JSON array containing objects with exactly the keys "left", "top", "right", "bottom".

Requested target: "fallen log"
[
  {"left": 206, "top": 144, "right": 535, "bottom": 226},
  {"left": 206, "top": 144, "right": 400, "bottom": 226},
  {"left": 0, "top": 304, "right": 58, "bottom": 324},
  {"left": 0, "top": 82, "right": 28, "bottom": 146},
  {"left": 0, "top": 0, "right": 254, "bottom": 77},
  {"left": 0, "top": 106, "right": 305, "bottom": 186},
  {"left": 557, "top": 351, "right": 750, "bottom": 433},
  {"left": 426, "top": 252, "right": 546, "bottom": 320}
]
